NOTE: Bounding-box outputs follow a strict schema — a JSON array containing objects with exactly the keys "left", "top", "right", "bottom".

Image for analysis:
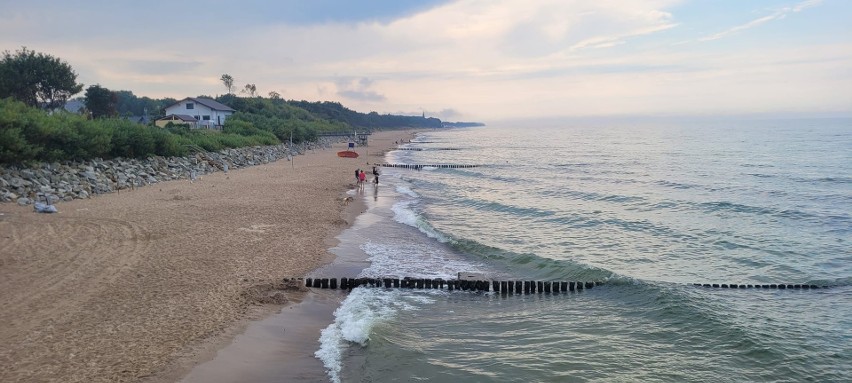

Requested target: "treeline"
[
  {"left": 0, "top": 47, "right": 450, "bottom": 164},
  {"left": 443, "top": 121, "right": 485, "bottom": 127},
  {"left": 218, "top": 94, "right": 347, "bottom": 143},
  {"left": 287, "top": 100, "right": 443, "bottom": 130},
  {"left": 0, "top": 98, "right": 282, "bottom": 163},
  {"left": 115, "top": 90, "right": 176, "bottom": 117}
]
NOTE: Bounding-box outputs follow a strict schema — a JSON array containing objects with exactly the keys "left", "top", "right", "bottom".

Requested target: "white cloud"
[
  {"left": 699, "top": 0, "right": 822, "bottom": 41},
  {"left": 2, "top": 0, "right": 846, "bottom": 119}
]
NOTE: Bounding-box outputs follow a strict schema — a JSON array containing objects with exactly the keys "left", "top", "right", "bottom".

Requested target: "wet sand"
[
  {"left": 178, "top": 291, "right": 343, "bottom": 383},
  {"left": 0, "top": 130, "right": 416, "bottom": 383}
]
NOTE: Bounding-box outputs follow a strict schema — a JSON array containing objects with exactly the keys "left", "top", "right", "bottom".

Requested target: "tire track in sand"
[{"left": 0, "top": 215, "right": 152, "bottom": 337}]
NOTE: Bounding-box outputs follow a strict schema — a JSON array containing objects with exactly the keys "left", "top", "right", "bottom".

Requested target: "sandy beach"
[{"left": 0, "top": 130, "right": 417, "bottom": 383}]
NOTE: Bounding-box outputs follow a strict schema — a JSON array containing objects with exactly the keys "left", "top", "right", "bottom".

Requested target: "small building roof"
[{"left": 167, "top": 97, "right": 236, "bottom": 112}]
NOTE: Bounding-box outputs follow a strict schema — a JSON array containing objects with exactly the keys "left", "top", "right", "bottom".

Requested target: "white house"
[{"left": 164, "top": 97, "right": 235, "bottom": 129}]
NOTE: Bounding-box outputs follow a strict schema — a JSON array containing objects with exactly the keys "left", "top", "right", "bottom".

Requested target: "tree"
[
  {"left": 241, "top": 83, "right": 257, "bottom": 97},
  {"left": 220, "top": 74, "right": 234, "bottom": 95},
  {"left": 268, "top": 91, "right": 281, "bottom": 100},
  {"left": 0, "top": 47, "right": 83, "bottom": 109},
  {"left": 85, "top": 85, "right": 117, "bottom": 119}
]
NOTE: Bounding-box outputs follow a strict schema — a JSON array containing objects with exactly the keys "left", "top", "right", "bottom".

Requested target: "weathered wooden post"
[
  {"left": 305, "top": 278, "right": 313, "bottom": 287},
  {"left": 330, "top": 278, "right": 338, "bottom": 289}
]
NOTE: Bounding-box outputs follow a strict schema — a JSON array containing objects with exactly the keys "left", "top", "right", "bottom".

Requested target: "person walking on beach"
[
  {"left": 355, "top": 169, "right": 360, "bottom": 184},
  {"left": 372, "top": 166, "right": 380, "bottom": 185},
  {"left": 358, "top": 169, "right": 366, "bottom": 188}
]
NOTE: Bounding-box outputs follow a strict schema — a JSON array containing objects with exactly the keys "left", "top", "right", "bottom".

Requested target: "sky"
[{"left": 1, "top": 0, "right": 850, "bottom": 122}]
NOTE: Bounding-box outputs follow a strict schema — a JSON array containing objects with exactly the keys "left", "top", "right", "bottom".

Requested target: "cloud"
[
  {"left": 2, "top": 0, "right": 847, "bottom": 119},
  {"left": 431, "top": 108, "right": 463, "bottom": 119},
  {"left": 700, "top": 0, "right": 822, "bottom": 41},
  {"left": 119, "top": 60, "right": 204, "bottom": 75},
  {"left": 272, "top": 0, "right": 453, "bottom": 25},
  {"left": 335, "top": 77, "right": 387, "bottom": 102}
]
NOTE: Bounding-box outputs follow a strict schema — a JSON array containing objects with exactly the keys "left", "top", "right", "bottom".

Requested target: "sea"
[{"left": 311, "top": 119, "right": 851, "bottom": 383}]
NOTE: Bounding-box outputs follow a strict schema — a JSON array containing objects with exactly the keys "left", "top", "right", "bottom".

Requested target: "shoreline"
[
  {"left": 0, "top": 129, "right": 418, "bottom": 383},
  {"left": 165, "top": 137, "right": 391, "bottom": 383}
]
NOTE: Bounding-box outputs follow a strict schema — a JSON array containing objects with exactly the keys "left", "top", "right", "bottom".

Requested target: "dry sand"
[{"left": 0, "top": 130, "right": 417, "bottom": 383}]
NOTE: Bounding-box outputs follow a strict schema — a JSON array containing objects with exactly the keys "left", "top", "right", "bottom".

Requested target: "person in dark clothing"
[{"left": 372, "top": 166, "right": 380, "bottom": 184}]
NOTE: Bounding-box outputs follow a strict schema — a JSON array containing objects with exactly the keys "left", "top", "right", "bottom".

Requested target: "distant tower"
[{"left": 422, "top": 110, "right": 425, "bottom": 118}]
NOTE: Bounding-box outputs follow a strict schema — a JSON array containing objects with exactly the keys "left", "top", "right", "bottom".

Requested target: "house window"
[
  {"left": 202, "top": 115, "right": 211, "bottom": 120},
  {"left": 194, "top": 115, "right": 200, "bottom": 120},
  {"left": 186, "top": 103, "right": 194, "bottom": 110}
]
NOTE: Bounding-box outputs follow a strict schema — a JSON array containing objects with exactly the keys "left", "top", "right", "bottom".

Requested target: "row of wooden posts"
[
  {"left": 395, "top": 148, "right": 462, "bottom": 151},
  {"left": 305, "top": 277, "right": 600, "bottom": 293},
  {"left": 693, "top": 283, "right": 826, "bottom": 289},
  {"left": 300, "top": 278, "right": 832, "bottom": 293},
  {"left": 378, "top": 163, "right": 482, "bottom": 169}
]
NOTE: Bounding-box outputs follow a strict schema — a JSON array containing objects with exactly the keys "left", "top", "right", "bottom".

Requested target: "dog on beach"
[{"left": 342, "top": 196, "right": 354, "bottom": 205}]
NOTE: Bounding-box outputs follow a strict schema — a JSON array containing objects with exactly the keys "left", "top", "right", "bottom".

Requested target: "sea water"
[{"left": 315, "top": 119, "right": 851, "bottom": 383}]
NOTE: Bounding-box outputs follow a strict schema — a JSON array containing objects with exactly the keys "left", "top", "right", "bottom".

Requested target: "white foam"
[
  {"left": 360, "top": 241, "right": 486, "bottom": 279},
  {"left": 391, "top": 201, "right": 451, "bottom": 243},
  {"left": 315, "top": 288, "right": 424, "bottom": 383},
  {"left": 391, "top": 200, "right": 419, "bottom": 227},
  {"left": 395, "top": 184, "right": 419, "bottom": 198}
]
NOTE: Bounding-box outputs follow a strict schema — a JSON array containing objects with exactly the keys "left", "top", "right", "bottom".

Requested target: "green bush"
[
  {"left": 108, "top": 120, "right": 156, "bottom": 158},
  {"left": 151, "top": 128, "right": 189, "bottom": 157},
  {"left": 0, "top": 126, "right": 39, "bottom": 162},
  {"left": 1, "top": 95, "right": 365, "bottom": 164}
]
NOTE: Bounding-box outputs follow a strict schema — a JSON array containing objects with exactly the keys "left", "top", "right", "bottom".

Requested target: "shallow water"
[{"left": 317, "top": 119, "right": 852, "bottom": 382}]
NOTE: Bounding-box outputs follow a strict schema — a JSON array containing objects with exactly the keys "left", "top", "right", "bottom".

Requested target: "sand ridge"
[{"left": 0, "top": 130, "right": 417, "bottom": 383}]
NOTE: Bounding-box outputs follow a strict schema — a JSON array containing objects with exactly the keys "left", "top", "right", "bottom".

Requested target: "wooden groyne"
[
  {"left": 377, "top": 163, "right": 483, "bottom": 170},
  {"left": 293, "top": 274, "right": 836, "bottom": 293},
  {"left": 692, "top": 283, "right": 828, "bottom": 289},
  {"left": 302, "top": 276, "right": 602, "bottom": 293},
  {"left": 395, "top": 148, "right": 462, "bottom": 151}
]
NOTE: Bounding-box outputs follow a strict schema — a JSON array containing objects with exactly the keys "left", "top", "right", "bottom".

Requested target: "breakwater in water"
[
  {"left": 0, "top": 138, "right": 337, "bottom": 205},
  {"left": 301, "top": 277, "right": 836, "bottom": 292},
  {"left": 376, "top": 163, "right": 483, "bottom": 169}
]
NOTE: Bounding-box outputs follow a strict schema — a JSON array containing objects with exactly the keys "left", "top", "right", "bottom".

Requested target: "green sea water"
[{"left": 316, "top": 119, "right": 851, "bottom": 382}]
